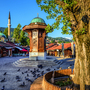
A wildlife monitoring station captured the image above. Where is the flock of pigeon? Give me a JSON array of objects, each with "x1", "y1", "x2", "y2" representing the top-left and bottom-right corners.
[{"x1": 0, "y1": 60, "x2": 65, "y2": 90}]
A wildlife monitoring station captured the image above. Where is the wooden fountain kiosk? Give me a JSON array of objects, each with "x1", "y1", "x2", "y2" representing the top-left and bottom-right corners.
[{"x1": 23, "y1": 17, "x2": 47, "y2": 60}]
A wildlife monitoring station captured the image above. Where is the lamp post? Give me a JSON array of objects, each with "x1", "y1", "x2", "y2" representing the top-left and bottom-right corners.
[
  {"x1": 57, "y1": 49, "x2": 59, "y2": 57},
  {"x1": 62, "y1": 43, "x2": 64, "y2": 58}
]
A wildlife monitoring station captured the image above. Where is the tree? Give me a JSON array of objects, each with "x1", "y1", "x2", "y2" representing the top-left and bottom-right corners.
[
  {"x1": 26, "y1": 38, "x2": 30, "y2": 46},
  {"x1": 0, "y1": 31, "x2": 2, "y2": 33},
  {"x1": 50, "y1": 39, "x2": 55, "y2": 43},
  {"x1": 20, "y1": 30, "x2": 26, "y2": 46},
  {"x1": 36, "y1": 0, "x2": 90, "y2": 90},
  {"x1": 20, "y1": 30, "x2": 30, "y2": 46},
  {"x1": 13, "y1": 24, "x2": 21, "y2": 43},
  {"x1": 3, "y1": 28, "x2": 8, "y2": 38}
]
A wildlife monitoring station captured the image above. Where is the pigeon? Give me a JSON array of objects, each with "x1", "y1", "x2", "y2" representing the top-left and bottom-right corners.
[
  {"x1": 24, "y1": 71, "x2": 28, "y2": 73},
  {"x1": 38, "y1": 65, "x2": 43, "y2": 69},
  {"x1": 16, "y1": 76, "x2": 20, "y2": 79},
  {"x1": 46, "y1": 68, "x2": 50, "y2": 71},
  {"x1": 27, "y1": 74, "x2": 29, "y2": 77},
  {"x1": 33, "y1": 70, "x2": 36, "y2": 73},
  {"x1": 70, "y1": 64, "x2": 72, "y2": 66},
  {"x1": 17, "y1": 69, "x2": 20, "y2": 72},
  {"x1": 30, "y1": 70, "x2": 32, "y2": 72},
  {"x1": 25, "y1": 77, "x2": 32, "y2": 82},
  {"x1": 27, "y1": 78, "x2": 33, "y2": 83},
  {"x1": 1, "y1": 78, "x2": 5, "y2": 82},
  {"x1": 3, "y1": 72, "x2": 7, "y2": 75},
  {"x1": 37, "y1": 69, "x2": 40, "y2": 72},
  {"x1": 1, "y1": 86, "x2": 5, "y2": 90},
  {"x1": 41, "y1": 71, "x2": 44, "y2": 76},
  {"x1": 37, "y1": 74, "x2": 41, "y2": 77},
  {"x1": 25, "y1": 77, "x2": 28, "y2": 80},
  {"x1": 33, "y1": 74, "x2": 36, "y2": 77},
  {"x1": 28, "y1": 69, "x2": 30, "y2": 71},
  {"x1": 19, "y1": 82, "x2": 25, "y2": 87},
  {"x1": 22, "y1": 72, "x2": 24, "y2": 74},
  {"x1": 58, "y1": 62, "x2": 61, "y2": 64},
  {"x1": 31, "y1": 71, "x2": 33, "y2": 74}
]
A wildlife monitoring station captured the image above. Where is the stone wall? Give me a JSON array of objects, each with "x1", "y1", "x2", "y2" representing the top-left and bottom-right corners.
[{"x1": 42, "y1": 69, "x2": 74, "y2": 90}]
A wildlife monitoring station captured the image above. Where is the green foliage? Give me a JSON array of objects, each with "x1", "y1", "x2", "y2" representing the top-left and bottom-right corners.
[
  {"x1": 20, "y1": 37, "x2": 27, "y2": 46},
  {"x1": 12, "y1": 24, "x2": 29, "y2": 46},
  {"x1": 45, "y1": 24, "x2": 53, "y2": 33},
  {"x1": 75, "y1": 28, "x2": 86, "y2": 35},
  {"x1": 3, "y1": 28, "x2": 8, "y2": 38},
  {"x1": 26, "y1": 38, "x2": 30, "y2": 46},
  {"x1": 55, "y1": 78, "x2": 72, "y2": 87},
  {"x1": 55, "y1": 81, "x2": 60, "y2": 85},
  {"x1": 67, "y1": 78, "x2": 70, "y2": 81},
  {"x1": 0, "y1": 27, "x2": 14, "y2": 34},
  {"x1": 72, "y1": 37, "x2": 76, "y2": 41},
  {"x1": 11, "y1": 31, "x2": 13, "y2": 37},
  {"x1": 50, "y1": 39, "x2": 55, "y2": 43},
  {"x1": 47, "y1": 36, "x2": 72, "y2": 43},
  {"x1": 20, "y1": 30, "x2": 30, "y2": 46},
  {"x1": 0, "y1": 31, "x2": 2, "y2": 33},
  {"x1": 36, "y1": 0, "x2": 78, "y2": 35},
  {"x1": 13, "y1": 24, "x2": 22, "y2": 43}
]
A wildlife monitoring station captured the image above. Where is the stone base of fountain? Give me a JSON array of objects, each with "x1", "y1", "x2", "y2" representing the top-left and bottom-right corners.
[{"x1": 13, "y1": 56, "x2": 57, "y2": 67}]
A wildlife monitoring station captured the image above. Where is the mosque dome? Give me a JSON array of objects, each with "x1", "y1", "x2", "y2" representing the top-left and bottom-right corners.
[
  {"x1": 30, "y1": 17, "x2": 46, "y2": 25},
  {"x1": 0, "y1": 33, "x2": 6, "y2": 38}
]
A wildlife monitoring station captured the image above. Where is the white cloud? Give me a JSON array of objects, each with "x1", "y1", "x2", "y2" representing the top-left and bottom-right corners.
[{"x1": 64, "y1": 37, "x2": 73, "y2": 40}]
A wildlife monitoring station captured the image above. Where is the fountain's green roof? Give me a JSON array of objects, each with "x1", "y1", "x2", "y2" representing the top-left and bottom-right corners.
[
  {"x1": 31, "y1": 17, "x2": 46, "y2": 24},
  {"x1": 0, "y1": 33, "x2": 6, "y2": 38}
]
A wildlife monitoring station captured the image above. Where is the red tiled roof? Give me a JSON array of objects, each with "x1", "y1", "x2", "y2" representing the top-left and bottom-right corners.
[
  {"x1": 54, "y1": 44, "x2": 62, "y2": 50},
  {"x1": 47, "y1": 43, "x2": 54, "y2": 47},
  {"x1": 47, "y1": 44, "x2": 58, "y2": 50},
  {"x1": 0, "y1": 42, "x2": 12, "y2": 47},
  {"x1": 6, "y1": 41, "x2": 17, "y2": 47},
  {"x1": 47, "y1": 43, "x2": 75, "y2": 50},
  {"x1": 64, "y1": 43, "x2": 71, "y2": 49}
]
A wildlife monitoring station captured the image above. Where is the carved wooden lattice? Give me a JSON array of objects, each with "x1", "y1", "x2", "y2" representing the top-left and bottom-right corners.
[{"x1": 32, "y1": 30, "x2": 38, "y2": 51}]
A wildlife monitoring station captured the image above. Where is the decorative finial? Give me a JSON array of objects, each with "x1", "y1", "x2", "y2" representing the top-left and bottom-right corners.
[
  {"x1": 9, "y1": 11, "x2": 10, "y2": 19},
  {"x1": 37, "y1": 13, "x2": 39, "y2": 17}
]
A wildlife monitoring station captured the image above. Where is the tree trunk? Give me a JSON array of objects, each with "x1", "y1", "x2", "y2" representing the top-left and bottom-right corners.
[
  {"x1": 69, "y1": 1, "x2": 90, "y2": 90},
  {"x1": 56, "y1": 0, "x2": 90, "y2": 89},
  {"x1": 73, "y1": 33, "x2": 90, "y2": 90}
]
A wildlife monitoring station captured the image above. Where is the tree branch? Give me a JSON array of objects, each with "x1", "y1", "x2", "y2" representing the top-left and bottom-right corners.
[{"x1": 55, "y1": 0, "x2": 67, "y2": 7}]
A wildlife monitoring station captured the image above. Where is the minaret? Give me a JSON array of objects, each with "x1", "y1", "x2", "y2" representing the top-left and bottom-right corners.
[{"x1": 8, "y1": 11, "x2": 11, "y2": 41}]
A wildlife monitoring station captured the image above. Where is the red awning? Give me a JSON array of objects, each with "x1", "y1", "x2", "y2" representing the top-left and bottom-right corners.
[{"x1": 20, "y1": 49, "x2": 28, "y2": 52}]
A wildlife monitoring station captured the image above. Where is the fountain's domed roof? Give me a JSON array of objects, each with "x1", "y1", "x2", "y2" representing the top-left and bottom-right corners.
[
  {"x1": 0, "y1": 33, "x2": 6, "y2": 38},
  {"x1": 30, "y1": 17, "x2": 46, "y2": 25}
]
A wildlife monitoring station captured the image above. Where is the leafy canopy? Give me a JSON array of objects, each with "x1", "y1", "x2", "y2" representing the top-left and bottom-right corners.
[
  {"x1": 20, "y1": 30, "x2": 30, "y2": 46},
  {"x1": 36, "y1": 0, "x2": 77, "y2": 34},
  {"x1": 3, "y1": 28, "x2": 8, "y2": 38},
  {"x1": 13, "y1": 24, "x2": 22, "y2": 43}
]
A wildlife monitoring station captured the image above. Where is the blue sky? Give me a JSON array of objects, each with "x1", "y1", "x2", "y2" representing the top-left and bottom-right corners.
[{"x1": 0, "y1": 0, "x2": 73, "y2": 39}]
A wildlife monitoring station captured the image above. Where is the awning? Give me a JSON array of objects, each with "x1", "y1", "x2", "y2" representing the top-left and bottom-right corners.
[
  {"x1": 15, "y1": 47, "x2": 23, "y2": 50},
  {"x1": 5, "y1": 47, "x2": 13, "y2": 49},
  {"x1": 20, "y1": 49, "x2": 28, "y2": 52}
]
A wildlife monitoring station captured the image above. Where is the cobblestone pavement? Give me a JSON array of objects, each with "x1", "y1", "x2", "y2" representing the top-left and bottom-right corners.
[{"x1": 0, "y1": 56, "x2": 75, "y2": 90}]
